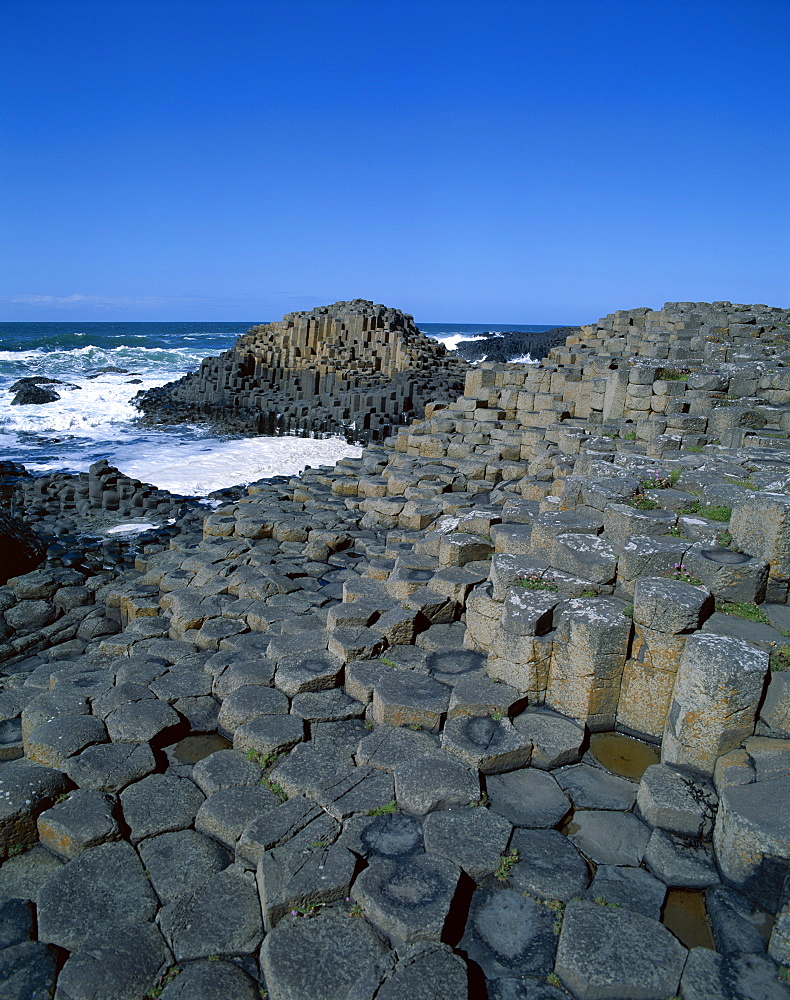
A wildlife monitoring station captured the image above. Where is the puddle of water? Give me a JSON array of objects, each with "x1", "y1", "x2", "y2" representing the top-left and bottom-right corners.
[
  {"x1": 172, "y1": 733, "x2": 231, "y2": 764},
  {"x1": 661, "y1": 888, "x2": 715, "y2": 949},
  {"x1": 589, "y1": 732, "x2": 660, "y2": 780}
]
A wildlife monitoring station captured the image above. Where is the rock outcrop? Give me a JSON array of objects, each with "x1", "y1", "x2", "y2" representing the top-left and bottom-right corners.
[
  {"x1": 3, "y1": 299, "x2": 790, "y2": 1000},
  {"x1": 136, "y1": 300, "x2": 468, "y2": 444}
]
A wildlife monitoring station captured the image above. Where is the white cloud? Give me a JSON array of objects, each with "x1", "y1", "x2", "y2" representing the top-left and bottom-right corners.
[{"x1": 2, "y1": 293, "x2": 206, "y2": 309}]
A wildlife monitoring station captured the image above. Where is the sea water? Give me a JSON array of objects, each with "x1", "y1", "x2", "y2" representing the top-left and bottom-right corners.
[{"x1": 0, "y1": 321, "x2": 550, "y2": 495}]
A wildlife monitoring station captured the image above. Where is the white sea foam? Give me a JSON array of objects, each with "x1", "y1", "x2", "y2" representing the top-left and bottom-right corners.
[{"x1": 509, "y1": 354, "x2": 538, "y2": 364}]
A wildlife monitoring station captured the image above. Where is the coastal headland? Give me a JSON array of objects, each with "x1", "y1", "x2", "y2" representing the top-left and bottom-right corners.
[{"x1": 2, "y1": 299, "x2": 790, "y2": 1000}]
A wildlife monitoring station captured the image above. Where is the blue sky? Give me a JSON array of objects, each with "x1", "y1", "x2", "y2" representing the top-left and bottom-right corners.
[{"x1": 1, "y1": 0, "x2": 787, "y2": 324}]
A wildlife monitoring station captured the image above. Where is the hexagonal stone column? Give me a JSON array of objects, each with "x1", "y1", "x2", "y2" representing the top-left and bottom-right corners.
[
  {"x1": 372, "y1": 671, "x2": 450, "y2": 731},
  {"x1": 353, "y1": 853, "x2": 460, "y2": 950},
  {"x1": 440, "y1": 715, "x2": 532, "y2": 773},
  {"x1": 661, "y1": 633, "x2": 768, "y2": 775},
  {"x1": 37, "y1": 789, "x2": 120, "y2": 859},
  {"x1": 460, "y1": 888, "x2": 557, "y2": 979}
]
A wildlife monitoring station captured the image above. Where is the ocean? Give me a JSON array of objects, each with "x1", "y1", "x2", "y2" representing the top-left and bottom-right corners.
[{"x1": 0, "y1": 321, "x2": 552, "y2": 495}]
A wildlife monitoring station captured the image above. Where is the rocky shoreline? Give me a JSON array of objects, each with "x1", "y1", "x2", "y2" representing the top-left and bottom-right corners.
[{"x1": 2, "y1": 299, "x2": 790, "y2": 1000}]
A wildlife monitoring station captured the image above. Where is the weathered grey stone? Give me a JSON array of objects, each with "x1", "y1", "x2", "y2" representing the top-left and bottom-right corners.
[
  {"x1": 0, "y1": 758, "x2": 71, "y2": 858},
  {"x1": 54, "y1": 921, "x2": 167, "y2": 1000},
  {"x1": 36, "y1": 841, "x2": 158, "y2": 950},
  {"x1": 440, "y1": 714, "x2": 532, "y2": 773},
  {"x1": 217, "y1": 684, "x2": 289, "y2": 734},
  {"x1": 91, "y1": 681, "x2": 155, "y2": 720},
  {"x1": 744, "y1": 735, "x2": 790, "y2": 781},
  {"x1": 643, "y1": 828, "x2": 720, "y2": 887},
  {"x1": 159, "y1": 867, "x2": 263, "y2": 960},
  {"x1": 662, "y1": 632, "x2": 768, "y2": 775},
  {"x1": 683, "y1": 541, "x2": 769, "y2": 604},
  {"x1": 25, "y1": 714, "x2": 108, "y2": 768},
  {"x1": 555, "y1": 763, "x2": 638, "y2": 811},
  {"x1": 290, "y1": 687, "x2": 364, "y2": 722},
  {"x1": 637, "y1": 763, "x2": 717, "y2": 835},
  {"x1": 105, "y1": 699, "x2": 181, "y2": 744},
  {"x1": 257, "y1": 816, "x2": 354, "y2": 929},
  {"x1": 269, "y1": 742, "x2": 353, "y2": 800},
  {"x1": 507, "y1": 828, "x2": 590, "y2": 901},
  {"x1": 340, "y1": 811, "x2": 423, "y2": 860},
  {"x1": 425, "y1": 646, "x2": 487, "y2": 678},
  {"x1": 584, "y1": 864, "x2": 666, "y2": 920},
  {"x1": 706, "y1": 884, "x2": 770, "y2": 956},
  {"x1": 138, "y1": 828, "x2": 231, "y2": 903},
  {"x1": 353, "y1": 853, "x2": 460, "y2": 949},
  {"x1": 499, "y1": 589, "x2": 559, "y2": 636},
  {"x1": 633, "y1": 576, "x2": 712, "y2": 634},
  {"x1": 260, "y1": 907, "x2": 390, "y2": 1000},
  {"x1": 212, "y1": 657, "x2": 276, "y2": 698},
  {"x1": 191, "y1": 748, "x2": 263, "y2": 794},
  {"x1": 487, "y1": 768, "x2": 571, "y2": 828},
  {"x1": 356, "y1": 725, "x2": 438, "y2": 771},
  {"x1": 394, "y1": 751, "x2": 480, "y2": 815},
  {"x1": 761, "y1": 670, "x2": 790, "y2": 737},
  {"x1": 236, "y1": 796, "x2": 323, "y2": 865},
  {"x1": 157, "y1": 959, "x2": 261, "y2": 1000},
  {"x1": 62, "y1": 740, "x2": 156, "y2": 793},
  {"x1": 37, "y1": 789, "x2": 120, "y2": 859},
  {"x1": 423, "y1": 806, "x2": 512, "y2": 881},
  {"x1": 0, "y1": 844, "x2": 63, "y2": 900},
  {"x1": 195, "y1": 784, "x2": 279, "y2": 848},
  {"x1": 447, "y1": 673, "x2": 520, "y2": 719},
  {"x1": 714, "y1": 775, "x2": 790, "y2": 910},
  {"x1": 150, "y1": 667, "x2": 213, "y2": 702},
  {"x1": 730, "y1": 492, "x2": 790, "y2": 587},
  {"x1": 459, "y1": 887, "x2": 556, "y2": 979},
  {"x1": 318, "y1": 765, "x2": 395, "y2": 820},
  {"x1": 0, "y1": 941, "x2": 58, "y2": 1000},
  {"x1": 0, "y1": 896, "x2": 33, "y2": 949},
  {"x1": 680, "y1": 946, "x2": 790, "y2": 1000},
  {"x1": 233, "y1": 712, "x2": 305, "y2": 757},
  {"x1": 373, "y1": 942, "x2": 468, "y2": 1000},
  {"x1": 486, "y1": 980, "x2": 566, "y2": 1000},
  {"x1": 555, "y1": 899, "x2": 687, "y2": 1000},
  {"x1": 511, "y1": 709, "x2": 586, "y2": 769},
  {"x1": 770, "y1": 898, "x2": 790, "y2": 964},
  {"x1": 275, "y1": 650, "x2": 344, "y2": 696},
  {"x1": 568, "y1": 810, "x2": 651, "y2": 866},
  {"x1": 372, "y1": 671, "x2": 450, "y2": 731},
  {"x1": 120, "y1": 773, "x2": 205, "y2": 843}
]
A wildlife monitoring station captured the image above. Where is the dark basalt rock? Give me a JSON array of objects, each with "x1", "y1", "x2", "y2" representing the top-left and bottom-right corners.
[
  {"x1": 0, "y1": 511, "x2": 47, "y2": 585},
  {"x1": 135, "y1": 300, "x2": 470, "y2": 444},
  {"x1": 452, "y1": 327, "x2": 576, "y2": 363}
]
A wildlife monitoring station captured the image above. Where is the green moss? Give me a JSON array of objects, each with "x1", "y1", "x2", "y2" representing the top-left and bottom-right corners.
[
  {"x1": 703, "y1": 505, "x2": 732, "y2": 522},
  {"x1": 685, "y1": 445, "x2": 704, "y2": 453},
  {"x1": 366, "y1": 800, "x2": 397, "y2": 816},
  {"x1": 770, "y1": 646, "x2": 790, "y2": 672},
  {"x1": 716, "y1": 600, "x2": 769, "y2": 624},
  {"x1": 495, "y1": 848, "x2": 520, "y2": 881},
  {"x1": 627, "y1": 493, "x2": 659, "y2": 510}
]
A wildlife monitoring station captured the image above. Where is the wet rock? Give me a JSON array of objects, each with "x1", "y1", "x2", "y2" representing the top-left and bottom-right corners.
[
  {"x1": 706, "y1": 884, "x2": 769, "y2": 955},
  {"x1": 120, "y1": 773, "x2": 205, "y2": 843},
  {"x1": 54, "y1": 921, "x2": 167, "y2": 1000},
  {"x1": 352, "y1": 852, "x2": 460, "y2": 949},
  {"x1": 0, "y1": 896, "x2": 33, "y2": 948},
  {"x1": 637, "y1": 763, "x2": 717, "y2": 835},
  {"x1": 460, "y1": 887, "x2": 557, "y2": 978},
  {"x1": 0, "y1": 511, "x2": 47, "y2": 585},
  {"x1": 0, "y1": 940, "x2": 58, "y2": 1000},
  {"x1": 643, "y1": 828, "x2": 720, "y2": 888},
  {"x1": 340, "y1": 811, "x2": 423, "y2": 860},
  {"x1": 487, "y1": 768, "x2": 571, "y2": 828},
  {"x1": 37, "y1": 788, "x2": 120, "y2": 859},
  {"x1": 138, "y1": 829, "x2": 232, "y2": 904},
  {"x1": 440, "y1": 714, "x2": 532, "y2": 773},
  {"x1": 423, "y1": 805, "x2": 512, "y2": 881},
  {"x1": 260, "y1": 907, "x2": 390, "y2": 1000},
  {"x1": 507, "y1": 828, "x2": 590, "y2": 901},
  {"x1": 555, "y1": 899, "x2": 687, "y2": 1000},
  {"x1": 36, "y1": 841, "x2": 158, "y2": 950},
  {"x1": 159, "y1": 867, "x2": 263, "y2": 961}
]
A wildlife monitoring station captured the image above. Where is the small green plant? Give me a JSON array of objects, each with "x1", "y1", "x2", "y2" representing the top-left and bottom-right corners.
[
  {"x1": 716, "y1": 600, "x2": 770, "y2": 623},
  {"x1": 639, "y1": 469, "x2": 673, "y2": 489},
  {"x1": 770, "y1": 646, "x2": 790, "y2": 672},
  {"x1": 144, "y1": 966, "x2": 181, "y2": 999},
  {"x1": 7, "y1": 844, "x2": 25, "y2": 857},
  {"x1": 678, "y1": 501, "x2": 701, "y2": 514},
  {"x1": 703, "y1": 505, "x2": 732, "y2": 522},
  {"x1": 622, "y1": 605, "x2": 634, "y2": 619},
  {"x1": 262, "y1": 777, "x2": 288, "y2": 802},
  {"x1": 348, "y1": 902, "x2": 364, "y2": 918},
  {"x1": 517, "y1": 571, "x2": 558, "y2": 592},
  {"x1": 581, "y1": 588, "x2": 597, "y2": 597},
  {"x1": 627, "y1": 492, "x2": 659, "y2": 510},
  {"x1": 543, "y1": 898, "x2": 564, "y2": 934},
  {"x1": 407, "y1": 723, "x2": 423, "y2": 731},
  {"x1": 593, "y1": 896, "x2": 621, "y2": 908},
  {"x1": 658, "y1": 367, "x2": 690, "y2": 381},
  {"x1": 366, "y1": 800, "x2": 396, "y2": 817},
  {"x1": 716, "y1": 530, "x2": 733, "y2": 547},
  {"x1": 724, "y1": 477, "x2": 756, "y2": 490},
  {"x1": 547, "y1": 972, "x2": 563, "y2": 988},
  {"x1": 685, "y1": 444, "x2": 704, "y2": 452},
  {"x1": 55, "y1": 793, "x2": 69, "y2": 804},
  {"x1": 289, "y1": 902, "x2": 325, "y2": 918},
  {"x1": 363, "y1": 719, "x2": 374, "y2": 730},
  {"x1": 309, "y1": 837, "x2": 332, "y2": 848},
  {"x1": 495, "y1": 848, "x2": 520, "y2": 881},
  {"x1": 778, "y1": 966, "x2": 790, "y2": 984},
  {"x1": 207, "y1": 953, "x2": 220, "y2": 961},
  {"x1": 623, "y1": 431, "x2": 637, "y2": 441},
  {"x1": 245, "y1": 748, "x2": 280, "y2": 769},
  {"x1": 667, "y1": 526, "x2": 683, "y2": 537},
  {"x1": 470, "y1": 791, "x2": 490, "y2": 808},
  {"x1": 489, "y1": 708, "x2": 505, "y2": 721},
  {"x1": 379, "y1": 656, "x2": 397, "y2": 667},
  {"x1": 665, "y1": 563, "x2": 704, "y2": 586}
]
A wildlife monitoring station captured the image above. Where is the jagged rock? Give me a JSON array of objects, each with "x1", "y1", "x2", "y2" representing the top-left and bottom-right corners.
[{"x1": 0, "y1": 757, "x2": 72, "y2": 858}]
